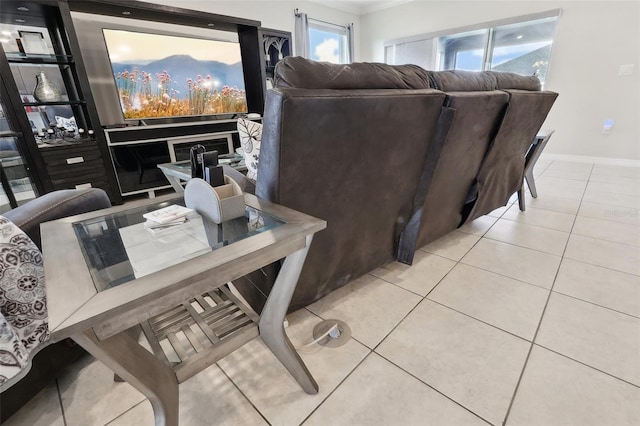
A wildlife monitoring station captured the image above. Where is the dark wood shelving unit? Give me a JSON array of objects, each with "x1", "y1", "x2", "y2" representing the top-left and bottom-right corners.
[
  {"x1": 1, "y1": 0, "x2": 269, "y2": 201},
  {"x1": 260, "y1": 27, "x2": 292, "y2": 84},
  {"x1": 0, "y1": 1, "x2": 123, "y2": 203}
]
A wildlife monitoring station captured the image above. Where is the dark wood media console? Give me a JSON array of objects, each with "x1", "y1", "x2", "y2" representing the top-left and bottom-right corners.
[{"x1": 104, "y1": 119, "x2": 254, "y2": 197}]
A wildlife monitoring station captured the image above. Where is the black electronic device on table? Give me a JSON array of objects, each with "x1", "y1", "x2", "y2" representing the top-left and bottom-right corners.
[
  {"x1": 202, "y1": 150, "x2": 225, "y2": 187},
  {"x1": 190, "y1": 144, "x2": 206, "y2": 178}
]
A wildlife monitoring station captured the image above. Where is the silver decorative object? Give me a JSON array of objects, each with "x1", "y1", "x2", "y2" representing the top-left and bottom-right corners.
[{"x1": 33, "y1": 71, "x2": 61, "y2": 102}]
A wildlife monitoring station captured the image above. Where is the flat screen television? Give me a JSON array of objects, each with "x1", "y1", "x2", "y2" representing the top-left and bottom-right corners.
[{"x1": 102, "y1": 29, "x2": 247, "y2": 120}]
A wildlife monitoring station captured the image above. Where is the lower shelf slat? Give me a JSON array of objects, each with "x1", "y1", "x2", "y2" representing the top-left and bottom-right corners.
[{"x1": 140, "y1": 286, "x2": 260, "y2": 383}]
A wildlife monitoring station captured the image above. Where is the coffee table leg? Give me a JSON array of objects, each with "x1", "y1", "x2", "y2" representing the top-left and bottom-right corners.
[
  {"x1": 161, "y1": 171, "x2": 186, "y2": 193},
  {"x1": 259, "y1": 235, "x2": 319, "y2": 394},
  {"x1": 73, "y1": 328, "x2": 179, "y2": 426}
]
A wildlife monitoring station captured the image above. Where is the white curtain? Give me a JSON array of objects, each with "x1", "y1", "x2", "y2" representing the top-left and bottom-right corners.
[
  {"x1": 347, "y1": 23, "x2": 354, "y2": 63},
  {"x1": 295, "y1": 9, "x2": 354, "y2": 63},
  {"x1": 294, "y1": 9, "x2": 309, "y2": 58}
]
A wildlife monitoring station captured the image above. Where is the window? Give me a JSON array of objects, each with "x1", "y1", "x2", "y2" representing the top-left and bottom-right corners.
[
  {"x1": 385, "y1": 10, "x2": 560, "y2": 85},
  {"x1": 439, "y1": 29, "x2": 488, "y2": 71},
  {"x1": 488, "y1": 18, "x2": 557, "y2": 82},
  {"x1": 294, "y1": 10, "x2": 353, "y2": 64},
  {"x1": 308, "y1": 20, "x2": 351, "y2": 64}
]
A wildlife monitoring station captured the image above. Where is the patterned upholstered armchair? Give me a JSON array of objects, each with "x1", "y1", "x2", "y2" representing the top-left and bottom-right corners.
[
  {"x1": 0, "y1": 217, "x2": 48, "y2": 387},
  {"x1": 0, "y1": 188, "x2": 111, "y2": 422}
]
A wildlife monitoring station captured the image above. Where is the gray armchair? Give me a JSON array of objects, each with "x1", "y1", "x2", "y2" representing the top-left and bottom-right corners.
[{"x1": 0, "y1": 188, "x2": 111, "y2": 422}]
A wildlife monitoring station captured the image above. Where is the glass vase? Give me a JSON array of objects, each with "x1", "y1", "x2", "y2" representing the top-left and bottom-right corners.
[{"x1": 33, "y1": 71, "x2": 61, "y2": 102}]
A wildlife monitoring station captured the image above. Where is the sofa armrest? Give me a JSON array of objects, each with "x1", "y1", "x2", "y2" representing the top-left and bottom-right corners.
[{"x1": 3, "y1": 188, "x2": 111, "y2": 249}]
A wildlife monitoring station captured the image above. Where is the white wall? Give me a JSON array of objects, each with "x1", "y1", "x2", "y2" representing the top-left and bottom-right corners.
[
  {"x1": 137, "y1": 0, "x2": 361, "y2": 57},
  {"x1": 360, "y1": 1, "x2": 640, "y2": 163}
]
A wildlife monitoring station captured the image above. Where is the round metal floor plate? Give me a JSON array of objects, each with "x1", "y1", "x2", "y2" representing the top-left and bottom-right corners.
[{"x1": 312, "y1": 319, "x2": 351, "y2": 348}]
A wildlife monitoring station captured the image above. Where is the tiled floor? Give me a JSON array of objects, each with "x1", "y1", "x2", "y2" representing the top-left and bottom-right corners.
[{"x1": 6, "y1": 160, "x2": 640, "y2": 426}]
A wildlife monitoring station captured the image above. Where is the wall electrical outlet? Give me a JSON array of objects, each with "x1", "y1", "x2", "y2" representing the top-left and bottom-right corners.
[
  {"x1": 619, "y1": 64, "x2": 635, "y2": 76},
  {"x1": 602, "y1": 119, "x2": 614, "y2": 134}
]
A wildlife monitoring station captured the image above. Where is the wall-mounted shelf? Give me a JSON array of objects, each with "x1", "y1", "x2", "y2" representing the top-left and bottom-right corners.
[
  {"x1": 23, "y1": 100, "x2": 85, "y2": 107},
  {"x1": 6, "y1": 53, "x2": 74, "y2": 65}
]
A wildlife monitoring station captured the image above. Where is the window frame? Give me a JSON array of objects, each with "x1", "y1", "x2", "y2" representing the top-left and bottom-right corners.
[
  {"x1": 385, "y1": 9, "x2": 561, "y2": 79},
  {"x1": 307, "y1": 18, "x2": 352, "y2": 64}
]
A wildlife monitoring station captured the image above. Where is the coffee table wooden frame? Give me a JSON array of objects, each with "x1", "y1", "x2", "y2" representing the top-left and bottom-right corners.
[{"x1": 42, "y1": 192, "x2": 326, "y2": 426}]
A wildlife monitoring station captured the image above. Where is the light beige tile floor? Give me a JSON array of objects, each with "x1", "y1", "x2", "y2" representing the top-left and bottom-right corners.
[{"x1": 5, "y1": 160, "x2": 640, "y2": 426}]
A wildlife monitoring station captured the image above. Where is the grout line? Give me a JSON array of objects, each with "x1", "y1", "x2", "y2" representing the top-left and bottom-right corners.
[
  {"x1": 103, "y1": 400, "x2": 148, "y2": 425},
  {"x1": 274, "y1": 309, "x2": 379, "y2": 425},
  {"x1": 217, "y1": 362, "x2": 273, "y2": 426},
  {"x1": 551, "y1": 289, "x2": 640, "y2": 321},
  {"x1": 458, "y1": 247, "x2": 559, "y2": 290},
  {"x1": 576, "y1": 210, "x2": 640, "y2": 227},
  {"x1": 368, "y1": 252, "x2": 458, "y2": 299},
  {"x1": 298, "y1": 351, "x2": 373, "y2": 425},
  {"x1": 481, "y1": 234, "x2": 567, "y2": 257},
  {"x1": 567, "y1": 227, "x2": 640, "y2": 250},
  {"x1": 533, "y1": 160, "x2": 553, "y2": 176},
  {"x1": 303, "y1": 166, "x2": 556, "y2": 426},
  {"x1": 55, "y1": 378, "x2": 68, "y2": 426},
  {"x1": 502, "y1": 162, "x2": 594, "y2": 425},
  {"x1": 576, "y1": 194, "x2": 640, "y2": 209},
  {"x1": 499, "y1": 209, "x2": 575, "y2": 231},
  {"x1": 532, "y1": 343, "x2": 640, "y2": 390},
  {"x1": 425, "y1": 298, "x2": 535, "y2": 344},
  {"x1": 353, "y1": 218, "x2": 502, "y2": 425},
  {"x1": 372, "y1": 351, "x2": 494, "y2": 426},
  {"x1": 538, "y1": 174, "x2": 591, "y2": 182},
  {"x1": 563, "y1": 250, "x2": 640, "y2": 278},
  {"x1": 294, "y1": 310, "x2": 386, "y2": 425}
]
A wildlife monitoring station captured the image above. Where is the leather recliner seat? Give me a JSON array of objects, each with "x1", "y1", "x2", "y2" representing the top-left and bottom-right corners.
[{"x1": 236, "y1": 56, "x2": 557, "y2": 312}]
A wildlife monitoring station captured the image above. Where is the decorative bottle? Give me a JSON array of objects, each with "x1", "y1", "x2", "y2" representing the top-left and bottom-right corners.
[{"x1": 33, "y1": 71, "x2": 61, "y2": 102}]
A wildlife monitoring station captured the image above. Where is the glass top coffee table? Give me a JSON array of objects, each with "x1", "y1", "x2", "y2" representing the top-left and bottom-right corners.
[{"x1": 42, "y1": 192, "x2": 325, "y2": 426}]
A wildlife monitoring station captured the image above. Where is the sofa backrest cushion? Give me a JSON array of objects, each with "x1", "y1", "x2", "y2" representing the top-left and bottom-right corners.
[
  {"x1": 257, "y1": 87, "x2": 445, "y2": 310},
  {"x1": 490, "y1": 71, "x2": 542, "y2": 91},
  {"x1": 415, "y1": 90, "x2": 510, "y2": 247},
  {"x1": 429, "y1": 70, "x2": 498, "y2": 92},
  {"x1": 465, "y1": 90, "x2": 559, "y2": 221},
  {"x1": 274, "y1": 56, "x2": 433, "y2": 90},
  {"x1": 429, "y1": 70, "x2": 542, "y2": 92}
]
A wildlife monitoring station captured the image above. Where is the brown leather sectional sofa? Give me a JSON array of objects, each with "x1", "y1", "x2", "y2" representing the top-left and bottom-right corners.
[{"x1": 237, "y1": 56, "x2": 558, "y2": 313}]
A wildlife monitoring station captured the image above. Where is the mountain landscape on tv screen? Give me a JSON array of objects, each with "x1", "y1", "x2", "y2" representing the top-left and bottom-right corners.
[
  {"x1": 111, "y1": 54, "x2": 245, "y2": 96},
  {"x1": 111, "y1": 54, "x2": 247, "y2": 118}
]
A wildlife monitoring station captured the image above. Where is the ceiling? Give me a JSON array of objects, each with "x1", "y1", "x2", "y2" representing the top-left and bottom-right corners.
[{"x1": 310, "y1": 1, "x2": 410, "y2": 15}]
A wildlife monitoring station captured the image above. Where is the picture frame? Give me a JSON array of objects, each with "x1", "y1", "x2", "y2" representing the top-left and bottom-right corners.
[
  {"x1": 18, "y1": 30, "x2": 48, "y2": 55},
  {"x1": 22, "y1": 95, "x2": 50, "y2": 133},
  {"x1": 27, "y1": 110, "x2": 49, "y2": 133}
]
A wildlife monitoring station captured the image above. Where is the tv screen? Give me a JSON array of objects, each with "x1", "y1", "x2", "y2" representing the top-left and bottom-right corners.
[{"x1": 102, "y1": 29, "x2": 247, "y2": 120}]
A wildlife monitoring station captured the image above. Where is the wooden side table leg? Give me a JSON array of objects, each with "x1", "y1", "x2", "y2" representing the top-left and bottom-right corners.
[
  {"x1": 73, "y1": 328, "x2": 179, "y2": 426},
  {"x1": 113, "y1": 326, "x2": 144, "y2": 382},
  {"x1": 161, "y1": 171, "x2": 186, "y2": 193},
  {"x1": 259, "y1": 235, "x2": 319, "y2": 394}
]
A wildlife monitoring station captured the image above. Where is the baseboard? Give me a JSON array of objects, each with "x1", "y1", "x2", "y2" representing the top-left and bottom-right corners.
[{"x1": 540, "y1": 153, "x2": 640, "y2": 168}]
